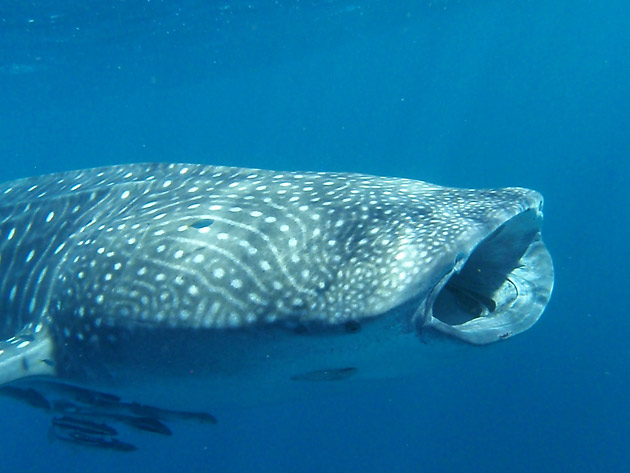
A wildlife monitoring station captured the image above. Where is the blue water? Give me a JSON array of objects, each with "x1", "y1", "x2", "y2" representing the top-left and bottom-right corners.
[{"x1": 1, "y1": 0, "x2": 628, "y2": 471}]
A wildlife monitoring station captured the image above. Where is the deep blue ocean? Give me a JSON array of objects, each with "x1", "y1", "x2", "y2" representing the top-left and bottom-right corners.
[{"x1": 1, "y1": 1, "x2": 628, "y2": 471}]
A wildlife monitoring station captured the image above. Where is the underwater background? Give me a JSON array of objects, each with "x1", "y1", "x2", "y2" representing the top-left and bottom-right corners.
[{"x1": 0, "y1": 0, "x2": 628, "y2": 471}]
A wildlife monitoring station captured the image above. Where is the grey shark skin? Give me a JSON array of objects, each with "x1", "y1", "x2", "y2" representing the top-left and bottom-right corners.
[{"x1": 0, "y1": 163, "x2": 553, "y2": 421}]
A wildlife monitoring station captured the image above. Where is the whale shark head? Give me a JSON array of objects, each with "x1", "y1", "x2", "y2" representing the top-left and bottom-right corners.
[{"x1": 0, "y1": 163, "x2": 553, "y2": 449}]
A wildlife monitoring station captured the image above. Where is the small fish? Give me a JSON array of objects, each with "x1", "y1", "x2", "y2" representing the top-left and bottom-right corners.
[
  {"x1": 129, "y1": 402, "x2": 218, "y2": 425},
  {"x1": 0, "y1": 386, "x2": 51, "y2": 410},
  {"x1": 52, "y1": 416, "x2": 118, "y2": 437},
  {"x1": 121, "y1": 416, "x2": 172, "y2": 436},
  {"x1": 291, "y1": 367, "x2": 358, "y2": 382},
  {"x1": 51, "y1": 427, "x2": 137, "y2": 452}
]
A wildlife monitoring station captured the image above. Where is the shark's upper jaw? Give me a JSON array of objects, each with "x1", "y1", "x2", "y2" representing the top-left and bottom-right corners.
[{"x1": 415, "y1": 206, "x2": 554, "y2": 345}]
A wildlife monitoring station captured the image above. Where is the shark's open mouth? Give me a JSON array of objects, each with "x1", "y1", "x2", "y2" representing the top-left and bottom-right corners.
[{"x1": 420, "y1": 208, "x2": 554, "y2": 344}]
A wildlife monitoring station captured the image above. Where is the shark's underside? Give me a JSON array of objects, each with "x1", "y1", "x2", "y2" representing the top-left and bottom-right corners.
[{"x1": 0, "y1": 163, "x2": 553, "y2": 450}]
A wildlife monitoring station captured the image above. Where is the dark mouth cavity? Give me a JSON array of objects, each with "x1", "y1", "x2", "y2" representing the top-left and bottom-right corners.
[{"x1": 431, "y1": 209, "x2": 540, "y2": 326}]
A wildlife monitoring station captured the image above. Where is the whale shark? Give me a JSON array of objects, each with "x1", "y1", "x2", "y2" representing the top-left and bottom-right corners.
[{"x1": 0, "y1": 162, "x2": 553, "y2": 450}]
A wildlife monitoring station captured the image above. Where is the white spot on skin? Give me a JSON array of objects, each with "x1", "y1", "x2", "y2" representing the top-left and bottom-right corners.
[
  {"x1": 121, "y1": 190, "x2": 130, "y2": 199},
  {"x1": 188, "y1": 285, "x2": 199, "y2": 296},
  {"x1": 26, "y1": 249, "x2": 35, "y2": 262},
  {"x1": 17, "y1": 341, "x2": 30, "y2": 349},
  {"x1": 231, "y1": 279, "x2": 243, "y2": 289},
  {"x1": 46, "y1": 211, "x2": 55, "y2": 222},
  {"x1": 193, "y1": 254, "x2": 205, "y2": 263},
  {"x1": 174, "y1": 250, "x2": 184, "y2": 259},
  {"x1": 7, "y1": 228, "x2": 15, "y2": 240},
  {"x1": 217, "y1": 233, "x2": 228, "y2": 240},
  {"x1": 213, "y1": 268, "x2": 225, "y2": 279}
]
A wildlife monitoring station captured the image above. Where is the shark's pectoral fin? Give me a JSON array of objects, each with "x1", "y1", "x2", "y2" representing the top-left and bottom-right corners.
[{"x1": 0, "y1": 323, "x2": 56, "y2": 386}]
